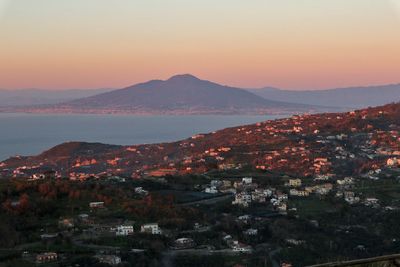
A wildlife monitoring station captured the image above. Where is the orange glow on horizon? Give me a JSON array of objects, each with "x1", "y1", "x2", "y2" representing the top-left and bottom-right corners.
[{"x1": 0, "y1": 0, "x2": 399, "y2": 90}]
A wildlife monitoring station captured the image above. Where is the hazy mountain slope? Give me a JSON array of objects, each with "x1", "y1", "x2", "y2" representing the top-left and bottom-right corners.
[
  {"x1": 249, "y1": 84, "x2": 400, "y2": 108},
  {"x1": 0, "y1": 89, "x2": 113, "y2": 106},
  {"x1": 54, "y1": 74, "x2": 320, "y2": 114}
]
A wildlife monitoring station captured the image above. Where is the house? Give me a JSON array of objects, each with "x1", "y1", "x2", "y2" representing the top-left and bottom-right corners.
[
  {"x1": 148, "y1": 168, "x2": 177, "y2": 177},
  {"x1": 313, "y1": 158, "x2": 331, "y2": 172},
  {"x1": 58, "y1": 218, "x2": 74, "y2": 228},
  {"x1": 232, "y1": 241, "x2": 252, "y2": 253},
  {"x1": 242, "y1": 177, "x2": 253, "y2": 184},
  {"x1": 218, "y1": 163, "x2": 237, "y2": 170},
  {"x1": 276, "y1": 192, "x2": 288, "y2": 201},
  {"x1": 193, "y1": 222, "x2": 210, "y2": 232},
  {"x1": 387, "y1": 157, "x2": 400, "y2": 167},
  {"x1": 298, "y1": 190, "x2": 309, "y2": 197},
  {"x1": 288, "y1": 179, "x2": 302, "y2": 187},
  {"x1": 337, "y1": 177, "x2": 354, "y2": 185},
  {"x1": 218, "y1": 147, "x2": 231, "y2": 152},
  {"x1": 205, "y1": 186, "x2": 218, "y2": 194},
  {"x1": 94, "y1": 255, "x2": 121, "y2": 266},
  {"x1": 364, "y1": 198, "x2": 379, "y2": 207},
  {"x1": 289, "y1": 189, "x2": 309, "y2": 197},
  {"x1": 243, "y1": 228, "x2": 258, "y2": 236},
  {"x1": 223, "y1": 234, "x2": 233, "y2": 243},
  {"x1": 108, "y1": 176, "x2": 126, "y2": 182},
  {"x1": 78, "y1": 213, "x2": 89, "y2": 220},
  {"x1": 134, "y1": 187, "x2": 149, "y2": 195},
  {"x1": 116, "y1": 225, "x2": 134, "y2": 236},
  {"x1": 31, "y1": 173, "x2": 46, "y2": 180},
  {"x1": 344, "y1": 191, "x2": 360, "y2": 204},
  {"x1": 232, "y1": 193, "x2": 252, "y2": 207},
  {"x1": 172, "y1": 238, "x2": 196, "y2": 249},
  {"x1": 315, "y1": 183, "x2": 333, "y2": 195},
  {"x1": 286, "y1": 239, "x2": 306, "y2": 246},
  {"x1": 277, "y1": 203, "x2": 287, "y2": 212},
  {"x1": 141, "y1": 223, "x2": 162, "y2": 235},
  {"x1": 251, "y1": 191, "x2": 266, "y2": 203},
  {"x1": 36, "y1": 252, "x2": 58, "y2": 263},
  {"x1": 89, "y1": 202, "x2": 104, "y2": 209},
  {"x1": 237, "y1": 215, "x2": 251, "y2": 223},
  {"x1": 210, "y1": 180, "x2": 223, "y2": 187},
  {"x1": 315, "y1": 187, "x2": 330, "y2": 195},
  {"x1": 233, "y1": 181, "x2": 242, "y2": 189},
  {"x1": 10, "y1": 200, "x2": 21, "y2": 208},
  {"x1": 222, "y1": 180, "x2": 232, "y2": 188},
  {"x1": 314, "y1": 174, "x2": 332, "y2": 181}
]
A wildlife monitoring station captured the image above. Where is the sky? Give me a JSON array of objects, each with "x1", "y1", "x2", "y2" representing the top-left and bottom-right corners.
[{"x1": 0, "y1": 0, "x2": 399, "y2": 90}]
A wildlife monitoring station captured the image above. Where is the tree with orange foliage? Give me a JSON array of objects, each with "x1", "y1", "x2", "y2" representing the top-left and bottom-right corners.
[{"x1": 18, "y1": 193, "x2": 30, "y2": 213}]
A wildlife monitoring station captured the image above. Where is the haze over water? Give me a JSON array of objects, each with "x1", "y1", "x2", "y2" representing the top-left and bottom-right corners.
[{"x1": 0, "y1": 113, "x2": 282, "y2": 161}]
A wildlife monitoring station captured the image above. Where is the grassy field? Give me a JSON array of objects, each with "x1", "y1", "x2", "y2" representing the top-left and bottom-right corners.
[{"x1": 290, "y1": 197, "x2": 338, "y2": 217}]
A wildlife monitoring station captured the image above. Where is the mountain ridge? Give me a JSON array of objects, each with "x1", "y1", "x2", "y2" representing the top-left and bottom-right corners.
[
  {"x1": 249, "y1": 83, "x2": 400, "y2": 108},
  {"x1": 1, "y1": 75, "x2": 399, "y2": 113},
  {"x1": 2, "y1": 74, "x2": 322, "y2": 115}
]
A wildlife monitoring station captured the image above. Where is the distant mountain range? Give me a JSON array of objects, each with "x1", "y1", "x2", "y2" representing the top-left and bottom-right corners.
[
  {"x1": 0, "y1": 75, "x2": 399, "y2": 114},
  {"x1": 248, "y1": 84, "x2": 400, "y2": 109},
  {"x1": 1, "y1": 74, "x2": 323, "y2": 115}
]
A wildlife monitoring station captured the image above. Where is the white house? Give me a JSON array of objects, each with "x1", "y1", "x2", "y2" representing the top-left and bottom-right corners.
[
  {"x1": 244, "y1": 228, "x2": 258, "y2": 236},
  {"x1": 141, "y1": 223, "x2": 162, "y2": 235},
  {"x1": 89, "y1": 202, "x2": 104, "y2": 209},
  {"x1": 116, "y1": 225, "x2": 134, "y2": 236},
  {"x1": 205, "y1": 186, "x2": 218, "y2": 194},
  {"x1": 232, "y1": 242, "x2": 252, "y2": 253},
  {"x1": 289, "y1": 189, "x2": 309, "y2": 197},
  {"x1": 134, "y1": 187, "x2": 149, "y2": 195},
  {"x1": 242, "y1": 177, "x2": 253, "y2": 184},
  {"x1": 237, "y1": 215, "x2": 251, "y2": 223},
  {"x1": 337, "y1": 177, "x2": 354, "y2": 185}
]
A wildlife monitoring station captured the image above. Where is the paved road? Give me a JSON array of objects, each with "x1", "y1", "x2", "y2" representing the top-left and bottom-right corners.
[{"x1": 178, "y1": 194, "x2": 233, "y2": 206}]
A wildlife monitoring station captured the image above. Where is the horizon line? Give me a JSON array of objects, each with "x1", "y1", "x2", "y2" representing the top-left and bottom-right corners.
[{"x1": 1, "y1": 73, "x2": 400, "y2": 92}]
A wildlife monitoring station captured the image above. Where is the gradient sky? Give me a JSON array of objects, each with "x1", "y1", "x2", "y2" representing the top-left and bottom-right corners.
[{"x1": 0, "y1": 0, "x2": 399, "y2": 90}]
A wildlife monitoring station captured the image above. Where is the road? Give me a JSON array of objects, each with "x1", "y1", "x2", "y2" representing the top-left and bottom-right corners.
[{"x1": 178, "y1": 193, "x2": 233, "y2": 206}]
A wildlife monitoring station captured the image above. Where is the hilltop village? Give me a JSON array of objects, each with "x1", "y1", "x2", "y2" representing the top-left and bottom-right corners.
[{"x1": 0, "y1": 103, "x2": 400, "y2": 266}]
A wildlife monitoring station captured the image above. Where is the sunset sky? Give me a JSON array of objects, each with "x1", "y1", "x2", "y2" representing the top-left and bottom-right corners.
[{"x1": 0, "y1": 0, "x2": 399, "y2": 90}]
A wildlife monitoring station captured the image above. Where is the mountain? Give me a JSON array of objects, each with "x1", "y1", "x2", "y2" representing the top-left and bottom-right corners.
[
  {"x1": 0, "y1": 88, "x2": 113, "y2": 107},
  {"x1": 2, "y1": 78, "x2": 399, "y2": 113},
  {"x1": 248, "y1": 84, "x2": 400, "y2": 108},
  {"x1": 5, "y1": 75, "x2": 327, "y2": 115},
  {"x1": 2, "y1": 102, "x2": 399, "y2": 179}
]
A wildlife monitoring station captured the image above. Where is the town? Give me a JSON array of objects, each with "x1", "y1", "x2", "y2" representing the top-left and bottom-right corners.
[{"x1": 1, "y1": 103, "x2": 400, "y2": 266}]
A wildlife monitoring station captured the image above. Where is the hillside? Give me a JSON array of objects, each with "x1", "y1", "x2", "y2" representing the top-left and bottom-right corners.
[
  {"x1": 249, "y1": 84, "x2": 400, "y2": 108},
  {"x1": 2, "y1": 102, "x2": 400, "y2": 180}
]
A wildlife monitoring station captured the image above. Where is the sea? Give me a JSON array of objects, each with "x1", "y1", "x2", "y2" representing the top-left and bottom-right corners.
[{"x1": 0, "y1": 113, "x2": 284, "y2": 161}]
